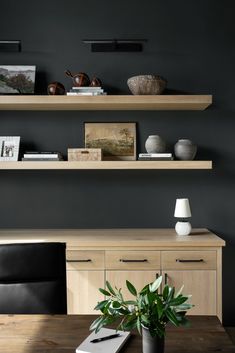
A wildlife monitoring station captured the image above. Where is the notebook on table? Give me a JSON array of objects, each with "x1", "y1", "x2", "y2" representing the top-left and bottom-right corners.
[{"x1": 76, "y1": 328, "x2": 131, "y2": 353}]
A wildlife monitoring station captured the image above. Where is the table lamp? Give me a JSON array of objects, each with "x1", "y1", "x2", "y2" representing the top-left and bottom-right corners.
[{"x1": 174, "y1": 198, "x2": 192, "y2": 236}]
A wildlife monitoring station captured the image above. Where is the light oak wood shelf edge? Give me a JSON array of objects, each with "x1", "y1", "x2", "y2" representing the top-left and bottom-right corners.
[
  {"x1": 0, "y1": 161, "x2": 212, "y2": 170},
  {"x1": 0, "y1": 95, "x2": 212, "y2": 111}
]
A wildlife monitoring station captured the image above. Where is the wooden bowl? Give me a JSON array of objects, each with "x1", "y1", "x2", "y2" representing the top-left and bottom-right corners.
[{"x1": 127, "y1": 75, "x2": 167, "y2": 95}]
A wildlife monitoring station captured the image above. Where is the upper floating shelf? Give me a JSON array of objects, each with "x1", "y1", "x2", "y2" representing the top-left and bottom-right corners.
[
  {"x1": 0, "y1": 161, "x2": 212, "y2": 170},
  {"x1": 0, "y1": 95, "x2": 212, "y2": 111}
]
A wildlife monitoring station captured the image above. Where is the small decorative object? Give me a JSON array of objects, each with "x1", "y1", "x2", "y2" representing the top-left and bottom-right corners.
[
  {"x1": 174, "y1": 198, "x2": 192, "y2": 236},
  {"x1": 145, "y1": 135, "x2": 166, "y2": 153},
  {"x1": 127, "y1": 75, "x2": 167, "y2": 95},
  {"x1": 68, "y1": 148, "x2": 102, "y2": 161},
  {"x1": 90, "y1": 276, "x2": 193, "y2": 353},
  {"x1": 47, "y1": 82, "x2": 65, "y2": 95},
  {"x1": 85, "y1": 122, "x2": 136, "y2": 161},
  {"x1": 174, "y1": 139, "x2": 197, "y2": 161},
  {"x1": 0, "y1": 66, "x2": 36, "y2": 94},
  {"x1": 65, "y1": 70, "x2": 90, "y2": 87},
  {"x1": 0, "y1": 136, "x2": 20, "y2": 161},
  {"x1": 90, "y1": 77, "x2": 102, "y2": 87}
]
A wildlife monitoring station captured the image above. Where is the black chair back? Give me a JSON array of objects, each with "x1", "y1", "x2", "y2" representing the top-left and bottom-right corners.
[{"x1": 0, "y1": 242, "x2": 67, "y2": 314}]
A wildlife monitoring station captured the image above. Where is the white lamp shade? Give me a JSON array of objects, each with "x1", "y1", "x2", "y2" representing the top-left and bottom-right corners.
[{"x1": 174, "y1": 198, "x2": 192, "y2": 218}]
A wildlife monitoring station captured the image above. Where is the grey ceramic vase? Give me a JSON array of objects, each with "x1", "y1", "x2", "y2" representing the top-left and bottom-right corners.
[
  {"x1": 142, "y1": 326, "x2": 165, "y2": 353},
  {"x1": 145, "y1": 135, "x2": 166, "y2": 153},
  {"x1": 174, "y1": 139, "x2": 197, "y2": 160}
]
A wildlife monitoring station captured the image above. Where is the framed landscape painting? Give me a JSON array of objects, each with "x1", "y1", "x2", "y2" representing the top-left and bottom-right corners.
[
  {"x1": 84, "y1": 122, "x2": 136, "y2": 160},
  {"x1": 0, "y1": 66, "x2": 36, "y2": 94}
]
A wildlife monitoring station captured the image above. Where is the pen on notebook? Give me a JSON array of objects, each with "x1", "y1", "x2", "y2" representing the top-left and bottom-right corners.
[{"x1": 90, "y1": 333, "x2": 121, "y2": 343}]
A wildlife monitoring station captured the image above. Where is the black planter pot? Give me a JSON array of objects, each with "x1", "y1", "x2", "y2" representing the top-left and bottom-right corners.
[{"x1": 142, "y1": 326, "x2": 165, "y2": 353}]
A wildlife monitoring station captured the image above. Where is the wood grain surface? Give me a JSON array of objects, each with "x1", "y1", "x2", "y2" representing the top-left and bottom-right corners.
[
  {"x1": 0, "y1": 95, "x2": 212, "y2": 111},
  {"x1": 0, "y1": 315, "x2": 234, "y2": 353}
]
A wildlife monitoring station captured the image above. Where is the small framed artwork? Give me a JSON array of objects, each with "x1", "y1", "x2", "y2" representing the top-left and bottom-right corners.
[
  {"x1": 0, "y1": 136, "x2": 20, "y2": 161},
  {"x1": 84, "y1": 122, "x2": 136, "y2": 160},
  {"x1": 0, "y1": 66, "x2": 36, "y2": 94}
]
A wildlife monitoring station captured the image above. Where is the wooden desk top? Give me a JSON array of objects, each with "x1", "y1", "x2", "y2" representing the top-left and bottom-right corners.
[
  {"x1": 0, "y1": 228, "x2": 225, "y2": 249},
  {"x1": 0, "y1": 315, "x2": 233, "y2": 353}
]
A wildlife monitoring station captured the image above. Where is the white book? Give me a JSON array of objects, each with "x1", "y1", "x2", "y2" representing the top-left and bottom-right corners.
[
  {"x1": 67, "y1": 92, "x2": 106, "y2": 96},
  {"x1": 72, "y1": 86, "x2": 102, "y2": 90},
  {"x1": 24, "y1": 154, "x2": 61, "y2": 158},
  {"x1": 139, "y1": 153, "x2": 172, "y2": 157},
  {"x1": 76, "y1": 328, "x2": 130, "y2": 353}
]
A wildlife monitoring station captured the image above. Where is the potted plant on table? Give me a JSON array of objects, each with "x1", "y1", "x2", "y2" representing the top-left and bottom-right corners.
[{"x1": 90, "y1": 276, "x2": 193, "y2": 353}]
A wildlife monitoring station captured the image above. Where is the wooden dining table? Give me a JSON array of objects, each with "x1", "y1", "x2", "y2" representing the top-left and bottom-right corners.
[{"x1": 0, "y1": 315, "x2": 234, "y2": 353}]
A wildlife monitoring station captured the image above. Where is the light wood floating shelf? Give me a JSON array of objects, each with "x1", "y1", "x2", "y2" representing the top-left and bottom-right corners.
[
  {"x1": 0, "y1": 161, "x2": 212, "y2": 170},
  {"x1": 0, "y1": 95, "x2": 212, "y2": 111}
]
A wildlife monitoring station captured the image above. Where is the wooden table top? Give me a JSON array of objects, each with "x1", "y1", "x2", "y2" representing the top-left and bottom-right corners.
[
  {"x1": 0, "y1": 228, "x2": 225, "y2": 248},
  {"x1": 0, "y1": 315, "x2": 234, "y2": 353}
]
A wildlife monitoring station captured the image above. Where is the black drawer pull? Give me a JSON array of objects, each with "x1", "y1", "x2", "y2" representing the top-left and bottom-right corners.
[
  {"x1": 176, "y1": 259, "x2": 204, "y2": 263},
  {"x1": 67, "y1": 259, "x2": 92, "y2": 263},
  {"x1": 119, "y1": 259, "x2": 148, "y2": 263}
]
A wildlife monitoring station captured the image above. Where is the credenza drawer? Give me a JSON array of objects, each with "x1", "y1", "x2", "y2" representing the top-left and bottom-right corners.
[
  {"x1": 66, "y1": 250, "x2": 105, "y2": 270},
  {"x1": 161, "y1": 251, "x2": 217, "y2": 270},
  {"x1": 106, "y1": 251, "x2": 160, "y2": 270}
]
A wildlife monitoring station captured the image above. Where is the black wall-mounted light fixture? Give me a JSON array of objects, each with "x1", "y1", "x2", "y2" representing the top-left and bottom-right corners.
[
  {"x1": 83, "y1": 39, "x2": 147, "y2": 52},
  {"x1": 0, "y1": 40, "x2": 21, "y2": 52}
]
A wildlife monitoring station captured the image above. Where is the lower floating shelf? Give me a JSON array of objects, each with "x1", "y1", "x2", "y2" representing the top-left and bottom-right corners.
[{"x1": 0, "y1": 161, "x2": 212, "y2": 170}]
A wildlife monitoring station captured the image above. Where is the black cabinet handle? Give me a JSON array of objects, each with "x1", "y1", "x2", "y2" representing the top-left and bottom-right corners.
[
  {"x1": 176, "y1": 259, "x2": 204, "y2": 263},
  {"x1": 67, "y1": 259, "x2": 92, "y2": 263},
  {"x1": 119, "y1": 259, "x2": 148, "y2": 263},
  {"x1": 165, "y1": 273, "x2": 168, "y2": 285}
]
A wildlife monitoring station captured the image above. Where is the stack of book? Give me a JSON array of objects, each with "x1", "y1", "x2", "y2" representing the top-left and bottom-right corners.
[
  {"x1": 22, "y1": 152, "x2": 63, "y2": 161},
  {"x1": 67, "y1": 87, "x2": 107, "y2": 96},
  {"x1": 138, "y1": 153, "x2": 173, "y2": 161}
]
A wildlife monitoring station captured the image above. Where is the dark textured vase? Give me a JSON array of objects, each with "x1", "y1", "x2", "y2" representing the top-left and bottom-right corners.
[
  {"x1": 142, "y1": 327, "x2": 165, "y2": 353},
  {"x1": 174, "y1": 139, "x2": 197, "y2": 160}
]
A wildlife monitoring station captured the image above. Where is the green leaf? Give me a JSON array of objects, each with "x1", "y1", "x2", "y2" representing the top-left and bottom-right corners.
[
  {"x1": 123, "y1": 300, "x2": 137, "y2": 305},
  {"x1": 112, "y1": 301, "x2": 121, "y2": 308},
  {"x1": 99, "y1": 288, "x2": 111, "y2": 296},
  {"x1": 94, "y1": 300, "x2": 109, "y2": 311},
  {"x1": 126, "y1": 280, "x2": 137, "y2": 296},
  {"x1": 106, "y1": 281, "x2": 116, "y2": 295},
  {"x1": 167, "y1": 287, "x2": 175, "y2": 301},
  {"x1": 150, "y1": 276, "x2": 162, "y2": 293},
  {"x1": 175, "y1": 303, "x2": 194, "y2": 312},
  {"x1": 163, "y1": 285, "x2": 169, "y2": 300},
  {"x1": 156, "y1": 297, "x2": 164, "y2": 319},
  {"x1": 141, "y1": 315, "x2": 149, "y2": 325},
  {"x1": 140, "y1": 284, "x2": 149, "y2": 294},
  {"x1": 165, "y1": 309, "x2": 180, "y2": 327},
  {"x1": 90, "y1": 316, "x2": 105, "y2": 331},
  {"x1": 169, "y1": 296, "x2": 188, "y2": 306},
  {"x1": 137, "y1": 316, "x2": 142, "y2": 335}
]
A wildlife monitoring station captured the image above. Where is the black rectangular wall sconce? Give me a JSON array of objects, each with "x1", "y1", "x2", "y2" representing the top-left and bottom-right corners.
[
  {"x1": 0, "y1": 40, "x2": 21, "y2": 52},
  {"x1": 83, "y1": 39, "x2": 147, "y2": 52}
]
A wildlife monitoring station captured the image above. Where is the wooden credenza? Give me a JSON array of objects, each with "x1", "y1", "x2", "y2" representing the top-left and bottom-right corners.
[{"x1": 0, "y1": 228, "x2": 225, "y2": 321}]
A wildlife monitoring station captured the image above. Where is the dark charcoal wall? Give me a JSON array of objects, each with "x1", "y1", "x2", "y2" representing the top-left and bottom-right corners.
[{"x1": 0, "y1": 0, "x2": 234, "y2": 324}]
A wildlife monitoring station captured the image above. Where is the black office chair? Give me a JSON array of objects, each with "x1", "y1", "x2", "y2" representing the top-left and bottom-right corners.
[{"x1": 0, "y1": 242, "x2": 67, "y2": 314}]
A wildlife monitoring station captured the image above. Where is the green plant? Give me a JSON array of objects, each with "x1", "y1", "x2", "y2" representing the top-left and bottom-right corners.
[{"x1": 90, "y1": 276, "x2": 193, "y2": 338}]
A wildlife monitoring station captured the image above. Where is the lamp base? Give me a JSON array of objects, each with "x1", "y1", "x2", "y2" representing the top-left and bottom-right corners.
[{"x1": 175, "y1": 221, "x2": 192, "y2": 236}]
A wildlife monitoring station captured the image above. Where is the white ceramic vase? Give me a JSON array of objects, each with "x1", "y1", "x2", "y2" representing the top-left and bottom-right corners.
[{"x1": 175, "y1": 221, "x2": 192, "y2": 236}]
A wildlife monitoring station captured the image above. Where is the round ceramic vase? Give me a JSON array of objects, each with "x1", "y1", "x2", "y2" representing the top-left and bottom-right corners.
[
  {"x1": 175, "y1": 221, "x2": 192, "y2": 236},
  {"x1": 174, "y1": 139, "x2": 197, "y2": 160},
  {"x1": 145, "y1": 135, "x2": 166, "y2": 153},
  {"x1": 142, "y1": 326, "x2": 165, "y2": 353}
]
